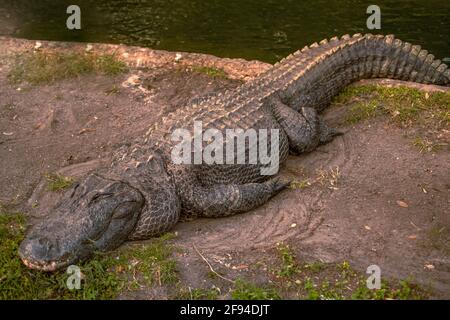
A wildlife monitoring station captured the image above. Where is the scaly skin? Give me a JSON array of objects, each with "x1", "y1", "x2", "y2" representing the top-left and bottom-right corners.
[{"x1": 19, "y1": 34, "x2": 450, "y2": 271}]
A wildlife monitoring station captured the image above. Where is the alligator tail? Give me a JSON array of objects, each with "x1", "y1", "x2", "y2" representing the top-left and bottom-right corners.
[{"x1": 268, "y1": 34, "x2": 450, "y2": 111}]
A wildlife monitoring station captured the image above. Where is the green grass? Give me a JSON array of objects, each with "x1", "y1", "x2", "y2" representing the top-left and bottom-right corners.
[
  {"x1": 268, "y1": 243, "x2": 429, "y2": 300},
  {"x1": 104, "y1": 85, "x2": 120, "y2": 95},
  {"x1": 231, "y1": 279, "x2": 281, "y2": 300},
  {"x1": 45, "y1": 173, "x2": 74, "y2": 191},
  {"x1": 94, "y1": 54, "x2": 128, "y2": 76},
  {"x1": 351, "y1": 278, "x2": 424, "y2": 300},
  {"x1": 119, "y1": 233, "x2": 179, "y2": 288},
  {"x1": 0, "y1": 212, "x2": 178, "y2": 300},
  {"x1": 192, "y1": 66, "x2": 227, "y2": 79},
  {"x1": 299, "y1": 260, "x2": 427, "y2": 300},
  {"x1": 303, "y1": 262, "x2": 325, "y2": 273},
  {"x1": 176, "y1": 287, "x2": 221, "y2": 300},
  {"x1": 289, "y1": 179, "x2": 311, "y2": 189},
  {"x1": 8, "y1": 51, "x2": 128, "y2": 85},
  {"x1": 303, "y1": 278, "x2": 322, "y2": 300},
  {"x1": 412, "y1": 137, "x2": 443, "y2": 153},
  {"x1": 179, "y1": 280, "x2": 281, "y2": 300},
  {"x1": 275, "y1": 244, "x2": 298, "y2": 277},
  {"x1": 334, "y1": 85, "x2": 450, "y2": 125},
  {"x1": 346, "y1": 100, "x2": 379, "y2": 124}
]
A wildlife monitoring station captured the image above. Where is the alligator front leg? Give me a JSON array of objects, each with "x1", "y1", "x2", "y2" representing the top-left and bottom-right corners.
[
  {"x1": 271, "y1": 98, "x2": 341, "y2": 154},
  {"x1": 180, "y1": 178, "x2": 289, "y2": 218}
]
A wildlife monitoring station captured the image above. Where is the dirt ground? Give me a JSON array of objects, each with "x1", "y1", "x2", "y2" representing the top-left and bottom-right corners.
[{"x1": 0, "y1": 37, "x2": 449, "y2": 299}]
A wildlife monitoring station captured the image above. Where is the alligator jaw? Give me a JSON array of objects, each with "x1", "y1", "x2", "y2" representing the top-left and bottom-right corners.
[{"x1": 19, "y1": 254, "x2": 68, "y2": 272}]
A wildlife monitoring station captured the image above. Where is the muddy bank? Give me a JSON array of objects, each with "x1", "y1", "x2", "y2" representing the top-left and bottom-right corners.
[{"x1": 0, "y1": 37, "x2": 449, "y2": 299}]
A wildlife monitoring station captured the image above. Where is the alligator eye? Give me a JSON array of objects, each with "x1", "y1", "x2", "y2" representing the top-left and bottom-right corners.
[
  {"x1": 90, "y1": 192, "x2": 114, "y2": 202},
  {"x1": 83, "y1": 237, "x2": 99, "y2": 245}
]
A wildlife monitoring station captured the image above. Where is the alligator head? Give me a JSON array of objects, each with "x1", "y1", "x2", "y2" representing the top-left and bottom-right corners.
[{"x1": 19, "y1": 174, "x2": 145, "y2": 271}]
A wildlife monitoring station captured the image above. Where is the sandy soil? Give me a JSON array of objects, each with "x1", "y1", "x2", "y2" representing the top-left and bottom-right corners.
[{"x1": 0, "y1": 37, "x2": 449, "y2": 299}]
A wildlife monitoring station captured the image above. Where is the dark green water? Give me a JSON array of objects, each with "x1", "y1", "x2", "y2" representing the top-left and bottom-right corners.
[{"x1": 1, "y1": 0, "x2": 449, "y2": 63}]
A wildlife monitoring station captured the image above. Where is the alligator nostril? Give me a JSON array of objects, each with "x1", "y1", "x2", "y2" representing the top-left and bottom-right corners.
[{"x1": 30, "y1": 237, "x2": 60, "y2": 259}]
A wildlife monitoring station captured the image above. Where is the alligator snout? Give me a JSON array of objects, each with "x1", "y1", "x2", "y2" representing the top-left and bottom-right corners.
[{"x1": 19, "y1": 235, "x2": 64, "y2": 271}]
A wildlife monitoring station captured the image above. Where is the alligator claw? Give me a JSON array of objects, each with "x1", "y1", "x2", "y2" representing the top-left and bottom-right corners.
[
  {"x1": 331, "y1": 128, "x2": 345, "y2": 137},
  {"x1": 271, "y1": 178, "x2": 292, "y2": 193}
]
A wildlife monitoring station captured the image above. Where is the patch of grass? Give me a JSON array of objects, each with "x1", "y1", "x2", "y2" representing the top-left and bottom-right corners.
[
  {"x1": 231, "y1": 279, "x2": 281, "y2": 300},
  {"x1": 118, "y1": 233, "x2": 179, "y2": 287},
  {"x1": 412, "y1": 137, "x2": 443, "y2": 153},
  {"x1": 275, "y1": 244, "x2": 298, "y2": 277},
  {"x1": 303, "y1": 262, "x2": 325, "y2": 273},
  {"x1": 192, "y1": 66, "x2": 227, "y2": 79},
  {"x1": 316, "y1": 166, "x2": 340, "y2": 189},
  {"x1": 289, "y1": 179, "x2": 311, "y2": 189},
  {"x1": 0, "y1": 212, "x2": 178, "y2": 300},
  {"x1": 176, "y1": 287, "x2": 221, "y2": 300},
  {"x1": 267, "y1": 241, "x2": 429, "y2": 300},
  {"x1": 303, "y1": 278, "x2": 321, "y2": 300},
  {"x1": 304, "y1": 277, "x2": 342, "y2": 300},
  {"x1": 104, "y1": 85, "x2": 120, "y2": 95},
  {"x1": 334, "y1": 85, "x2": 450, "y2": 125},
  {"x1": 351, "y1": 278, "x2": 425, "y2": 300},
  {"x1": 8, "y1": 51, "x2": 127, "y2": 85},
  {"x1": 94, "y1": 54, "x2": 128, "y2": 76},
  {"x1": 334, "y1": 85, "x2": 381, "y2": 104},
  {"x1": 299, "y1": 261, "x2": 427, "y2": 300},
  {"x1": 45, "y1": 173, "x2": 74, "y2": 191},
  {"x1": 346, "y1": 100, "x2": 380, "y2": 124}
]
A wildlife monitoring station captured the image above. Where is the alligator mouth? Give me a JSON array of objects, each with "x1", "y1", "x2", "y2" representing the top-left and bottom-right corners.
[{"x1": 19, "y1": 253, "x2": 70, "y2": 272}]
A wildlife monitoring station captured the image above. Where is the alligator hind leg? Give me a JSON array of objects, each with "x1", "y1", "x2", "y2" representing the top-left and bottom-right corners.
[{"x1": 271, "y1": 98, "x2": 341, "y2": 154}]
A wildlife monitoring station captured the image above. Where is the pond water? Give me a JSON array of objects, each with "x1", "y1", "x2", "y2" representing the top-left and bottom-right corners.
[{"x1": 1, "y1": 0, "x2": 449, "y2": 63}]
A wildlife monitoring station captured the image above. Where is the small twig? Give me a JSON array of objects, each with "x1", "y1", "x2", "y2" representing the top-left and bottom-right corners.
[
  {"x1": 192, "y1": 244, "x2": 234, "y2": 284},
  {"x1": 156, "y1": 266, "x2": 162, "y2": 286}
]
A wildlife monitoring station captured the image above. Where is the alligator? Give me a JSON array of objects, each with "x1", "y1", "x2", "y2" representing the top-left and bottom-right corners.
[{"x1": 19, "y1": 34, "x2": 450, "y2": 271}]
